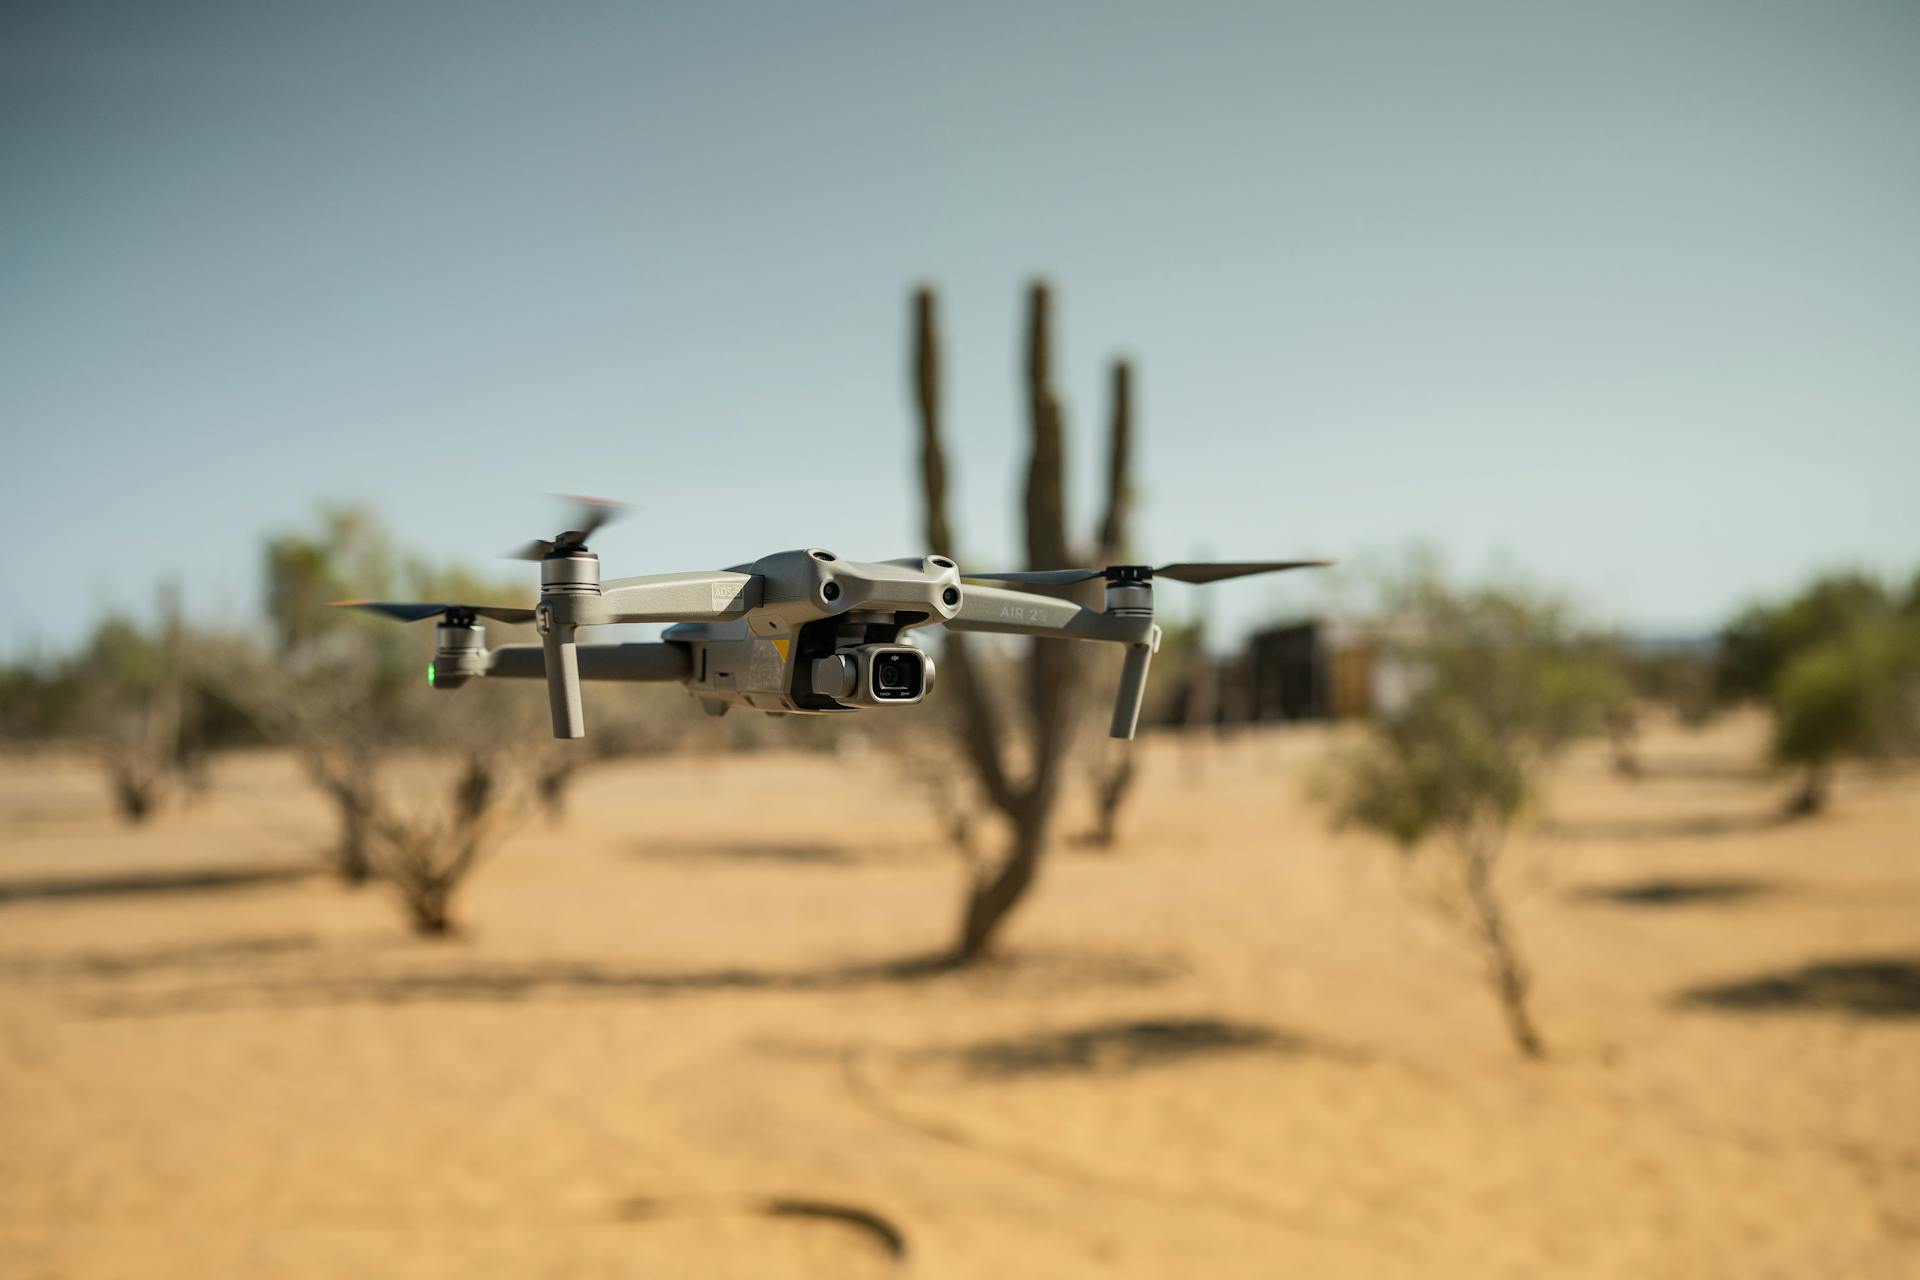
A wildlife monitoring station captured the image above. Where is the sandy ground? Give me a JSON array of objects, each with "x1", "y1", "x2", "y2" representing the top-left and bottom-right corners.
[{"x1": 1, "y1": 715, "x2": 1916, "y2": 1278}]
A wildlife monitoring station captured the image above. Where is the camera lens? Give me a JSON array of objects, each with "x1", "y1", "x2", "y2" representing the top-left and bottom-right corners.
[{"x1": 871, "y1": 651, "x2": 921, "y2": 699}]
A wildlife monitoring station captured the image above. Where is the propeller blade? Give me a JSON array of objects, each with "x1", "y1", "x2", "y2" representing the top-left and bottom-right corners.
[
  {"x1": 1152, "y1": 560, "x2": 1332, "y2": 584},
  {"x1": 332, "y1": 600, "x2": 449, "y2": 623},
  {"x1": 961, "y1": 568, "x2": 1106, "y2": 586},
  {"x1": 506, "y1": 496, "x2": 631, "y2": 559},
  {"x1": 505, "y1": 539, "x2": 557, "y2": 562},
  {"x1": 559, "y1": 494, "x2": 626, "y2": 545},
  {"x1": 332, "y1": 601, "x2": 535, "y2": 624},
  {"x1": 964, "y1": 560, "x2": 1333, "y2": 586},
  {"x1": 467, "y1": 605, "x2": 537, "y2": 623}
]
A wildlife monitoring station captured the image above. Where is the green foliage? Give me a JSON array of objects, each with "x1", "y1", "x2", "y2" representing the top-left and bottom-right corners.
[
  {"x1": 1617, "y1": 640, "x2": 1717, "y2": 726},
  {"x1": 80, "y1": 616, "x2": 170, "y2": 694},
  {"x1": 0, "y1": 657, "x2": 83, "y2": 741},
  {"x1": 259, "y1": 507, "x2": 531, "y2": 735},
  {"x1": 1329, "y1": 696, "x2": 1527, "y2": 849},
  {"x1": 1771, "y1": 618, "x2": 1920, "y2": 770},
  {"x1": 1715, "y1": 572, "x2": 1897, "y2": 706},
  {"x1": 0, "y1": 613, "x2": 259, "y2": 750},
  {"x1": 1712, "y1": 569, "x2": 1920, "y2": 810},
  {"x1": 1311, "y1": 565, "x2": 1605, "y2": 1059},
  {"x1": 265, "y1": 507, "x2": 400, "y2": 652},
  {"x1": 1319, "y1": 570, "x2": 1617, "y2": 851},
  {"x1": 0, "y1": 603, "x2": 262, "y2": 819}
]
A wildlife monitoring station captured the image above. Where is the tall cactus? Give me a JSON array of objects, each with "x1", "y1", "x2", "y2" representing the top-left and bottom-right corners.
[
  {"x1": 1080, "y1": 358, "x2": 1139, "y2": 848},
  {"x1": 912, "y1": 281, "x2": 1136, "y2": 960}
]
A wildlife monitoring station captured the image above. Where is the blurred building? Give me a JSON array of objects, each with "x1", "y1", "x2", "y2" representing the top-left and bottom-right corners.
[
  {"x1": 1244, "y1": 617, "x2": 1419, "y2": 722},
  {"x1": 1154, "y1": 617, "x2": 1416, "y2": 729}
]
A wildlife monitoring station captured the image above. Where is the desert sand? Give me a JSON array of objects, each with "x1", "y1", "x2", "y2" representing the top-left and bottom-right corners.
[{"x1": 2, "y1": 714, "x2": 1915, "y2": 1278}]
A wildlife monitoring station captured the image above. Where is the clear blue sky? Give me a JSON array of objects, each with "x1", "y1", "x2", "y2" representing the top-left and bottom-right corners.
[{"x1": 4, "y1": 0, "x2": 1916, "y2": 655}]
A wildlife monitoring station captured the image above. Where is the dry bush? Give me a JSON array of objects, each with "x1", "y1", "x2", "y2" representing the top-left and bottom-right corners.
[
  {"x1": 366, "y1": 747, "x2": 527, "y2": 936},
  {"x1": 61, "y1": 592, "x2": 200, "y2": 823},
  {"x1": 239, "y1": 506, "x2": 514, "y2": 884},
  {"x1": 1313, "y1": 568, "x2": 1622, "y2": 1059},
  {"x1": 1717, "y1": 570, "x2": 1920, "y2": 815},
  {"x1": 244, "y1": 668, "x2": 392, "y2": 884},
  {"x1": 4, "y1": 602, "x2": 265, "y2": 823},
  {"x1": 260, "y1": 657, "x2": 542, "y2": 934},
  {"x1": 81, "y1": 676, "x2": 183, "y2": 823}
]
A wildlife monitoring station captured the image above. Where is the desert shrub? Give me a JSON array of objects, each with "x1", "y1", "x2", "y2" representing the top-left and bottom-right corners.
[
  {"x1": 367, "y1": 749, "x2": 523, "y2": 936},
  {"x1": 1618, "y1": 639, "x2": 1718, "y2": 728},
  {"x1": 1770, "y1": 618, "x2": 1920, "y2": 814},
  {"x1": 1716, "y1": 572, "x2": 1895, "y2": 705},
  {"x1": 40, "y1": 602, "x2": 214, "y2": 820},
  {"x1": 245, "y1": 507, "x2": 501, "y2": 882},
  {"x1": 1314, "y1": 569, "x2": 1621, "y2": 1058},
  {"x1": 247, "y1": 505, "x2": 689, "y2": 926},
  {"x1": 3, "y1": 605, "x2": 268, "y2": 822},
  {"x1": 1716, "y1": 569, "x2": 1920, "y2": 813}
]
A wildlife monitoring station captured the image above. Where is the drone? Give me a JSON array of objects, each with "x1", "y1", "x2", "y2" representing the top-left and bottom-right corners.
[{"x1": 338, "y1": 500, "x2": 1329, "y2": 741}]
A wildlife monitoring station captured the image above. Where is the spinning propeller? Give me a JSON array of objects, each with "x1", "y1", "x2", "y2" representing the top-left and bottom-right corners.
[
  {"x1": 506, "y1": 495, "x2": 628, "y2": 561},
  {"x1": 963, "y1": 559, "x2": 1331, "y2": 587},
  {"x1": 332, "y1": 601, "x2": 534, "y2": 624}
]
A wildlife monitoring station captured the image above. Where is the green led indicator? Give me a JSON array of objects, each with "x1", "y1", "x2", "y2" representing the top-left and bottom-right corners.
[{"x1": 426, "y1": 662, "x2": 436, "y2": 687}]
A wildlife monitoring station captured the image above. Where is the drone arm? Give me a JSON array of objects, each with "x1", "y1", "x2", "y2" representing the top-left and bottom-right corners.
[
  {"x1": 947, "y1": 585, "x2": 1161, "y2": 740},
  {"x1": 945, "y1": 585, "x2": 1139, "y2": 643},
  {"x1": 520, "y1": 572, "x2": 756, "y2": 739},
  {"x1": 485, "y1": 642, "x2": 693, "y2": 683},
  {"x1": 580, "y1": 571, "x2": 763, "y2": 625}
]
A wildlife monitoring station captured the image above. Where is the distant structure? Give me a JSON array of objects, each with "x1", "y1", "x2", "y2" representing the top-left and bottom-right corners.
[
  {"x1": 1162, "y1": 617, "x2": 1416, "y2": 729},
  {"x1": 1156, "y1": 619, "x2": 1715, "y2": 733}
]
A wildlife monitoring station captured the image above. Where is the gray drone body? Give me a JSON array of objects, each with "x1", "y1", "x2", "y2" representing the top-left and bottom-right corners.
[{"x1": 342, "y1": 502, "x2": 1327, "y2": 742}]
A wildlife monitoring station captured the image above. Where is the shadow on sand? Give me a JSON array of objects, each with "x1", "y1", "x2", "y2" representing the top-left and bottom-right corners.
[
  {"x1": 937, "y1": 1016, "x2": 1308, "y2": 1079},
  {"x1": 627, "y1": 838, "x2": 859, "y2": 865},
  {"x1": 84, "y1": 946, "x2": 1182, "y2": 1017},
  {"x1": 1569, "y1": 877, "x2": 1776, "y2": 908},
  {"x1": 1630, "y1": 758, "x2": 1775, "y2": 783},
  {"x1": 1676, "y1": 957, "x2": 1920, "y2": 1019},
  {"x1": 0, "y1": 863, "x2": 316, "y2": 906},
  {"x1": 0, "y1": 933, "x2": 322, "y2": 979},
  {"x1": 1543, "y1": 811, "x2": 1790, "y2": 842}
]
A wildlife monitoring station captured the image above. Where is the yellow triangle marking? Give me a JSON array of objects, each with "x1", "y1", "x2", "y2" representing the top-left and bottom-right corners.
[{"x1": 773, "y1": 638, "x2": 790, "y2": 661}]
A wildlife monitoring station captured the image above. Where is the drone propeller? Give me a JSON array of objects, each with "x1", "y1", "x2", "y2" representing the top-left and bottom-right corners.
[
  {"x1": 333, "y1": 600, "x2": 535, "y2": 624},
  {"x1": 506, "y1": 494, "x2": 629, "y2": 561},
  {"x1": 963, "y1": 559, "x2": 1332, "y2": 587}
]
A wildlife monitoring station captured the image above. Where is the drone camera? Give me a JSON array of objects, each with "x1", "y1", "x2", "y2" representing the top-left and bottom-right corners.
[
  {"x1": 871, "y1": 648, "x2": 924, "y2": 700},
  {"x1": 811, "y1": 644, "x2": 932, "y2": 706}
]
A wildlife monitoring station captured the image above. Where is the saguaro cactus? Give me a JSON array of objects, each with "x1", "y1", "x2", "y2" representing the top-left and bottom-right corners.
[
  {"x1": 1081, "y1": 359, "x2": 1140, "y2": 847},
  {"x1": 912, "y1": 281, "x2": 1137, "y2": 961}
]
